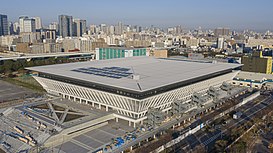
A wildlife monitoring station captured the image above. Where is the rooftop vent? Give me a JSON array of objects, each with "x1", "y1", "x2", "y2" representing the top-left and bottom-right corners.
[{"x1": 132, "y1": 75, "x2": 140, "y2": 80}]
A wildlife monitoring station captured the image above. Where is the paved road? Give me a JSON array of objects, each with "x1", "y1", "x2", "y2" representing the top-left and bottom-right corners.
[{"x1": 184, "y1": 95, "x2": 273, "y2": 152}]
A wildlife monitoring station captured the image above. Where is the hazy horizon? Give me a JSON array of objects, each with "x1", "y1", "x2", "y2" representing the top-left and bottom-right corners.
[{"x1": 1, "y1": 0, "x2": 273, "y2": 31}]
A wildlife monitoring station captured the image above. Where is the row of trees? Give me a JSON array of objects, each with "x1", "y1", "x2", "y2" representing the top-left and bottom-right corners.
[{"x1": 0, "y1": 57, "x2": 73, "y2": 75}]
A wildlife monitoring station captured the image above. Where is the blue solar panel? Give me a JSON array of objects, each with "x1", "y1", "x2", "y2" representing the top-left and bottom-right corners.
[{"x1": 72, "y1": 67, "x2": 132, "y2": 79}]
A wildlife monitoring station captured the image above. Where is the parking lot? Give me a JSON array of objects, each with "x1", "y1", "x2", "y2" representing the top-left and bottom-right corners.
[
  {"x1": 55, "y1": 120, "x2": 134, "y2": 153},
  {"x1": 0, "y1": 80, "x2": 34, "y2": 102}
]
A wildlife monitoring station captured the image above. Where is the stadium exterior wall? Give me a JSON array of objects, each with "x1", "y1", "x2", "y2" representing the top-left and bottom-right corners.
[{"x1": 33, "y1": 70, "x2": 239, "y2": 125}]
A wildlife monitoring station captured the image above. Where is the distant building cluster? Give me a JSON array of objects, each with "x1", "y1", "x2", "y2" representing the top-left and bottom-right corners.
[{"x1": 0, "y1": 13, "x2": 273, "y2": 74}]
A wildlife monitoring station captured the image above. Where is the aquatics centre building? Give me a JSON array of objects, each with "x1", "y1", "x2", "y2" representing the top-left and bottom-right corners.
[{"x1": 27, "y1": 56, "x2": 242, "y2": 126}]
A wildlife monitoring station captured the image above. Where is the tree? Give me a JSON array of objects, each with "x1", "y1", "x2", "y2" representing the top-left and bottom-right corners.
[
  {"x1": 214, "y1": 140, "x2": 228, "y2": 153},
  {"x1": 26, "y1": 60, "x2": 34, "y2": 67},
  {"x1": 230, "y1": 141, "x2": 246, "y2": 153},
  {"x1": 2, "y1": 60, "x2": 14, "y2": 74},
  {"x1": 0, "y1": 63, "x2": 3, "y2": 73},
  {"x1": 192, "y1": 144, "x2": 206, "y2": 153}
]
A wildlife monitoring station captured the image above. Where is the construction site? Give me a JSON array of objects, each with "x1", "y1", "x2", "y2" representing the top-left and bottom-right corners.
[
  {"x1": 0, "y1": 75, "x2": 267, "y2": 153},
  {"x1": 0, "y1": 96, "x2": 138, "y2": 153},
  {"x1": 0, "y1": 98, "x2": 52, "y2": 153}
]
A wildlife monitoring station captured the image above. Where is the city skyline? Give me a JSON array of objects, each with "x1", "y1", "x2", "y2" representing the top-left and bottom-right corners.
[{"x1": 1, "y1": 0, "x2": 273, "y2": 31}]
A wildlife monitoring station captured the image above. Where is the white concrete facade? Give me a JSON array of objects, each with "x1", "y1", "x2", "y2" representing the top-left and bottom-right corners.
[{"x1": 33, "y1": 71, "x2": 239, "y2": 125}]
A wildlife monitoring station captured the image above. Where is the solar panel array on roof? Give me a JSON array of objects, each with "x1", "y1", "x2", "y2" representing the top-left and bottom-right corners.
[{"x1": 72, "y1": 67, "x2": 133, "y2": 79}]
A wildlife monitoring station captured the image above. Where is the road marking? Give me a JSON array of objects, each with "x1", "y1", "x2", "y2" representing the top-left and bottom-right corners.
[
  {"x1": 97, "y1": 128, "x2": 117, "y2": 137},
  {"x1": 71, "y1": 139, "x2": 94, "y2": 151},
  {"x1": 202, "y1": 132, "x2": 221, "y2": 145},
  {"x1": 84, "y1": 134, "x2": 106, "y2": 144}
]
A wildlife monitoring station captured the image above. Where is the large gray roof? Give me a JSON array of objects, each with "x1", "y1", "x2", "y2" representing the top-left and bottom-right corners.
[{"x1": 27, "y1": 56, "x2": 242, "y2": 92}]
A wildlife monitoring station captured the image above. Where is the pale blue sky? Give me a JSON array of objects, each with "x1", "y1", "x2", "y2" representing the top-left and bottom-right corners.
[{"x1": 1, "y1": 0, "x2": 273, "y2": 30}]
